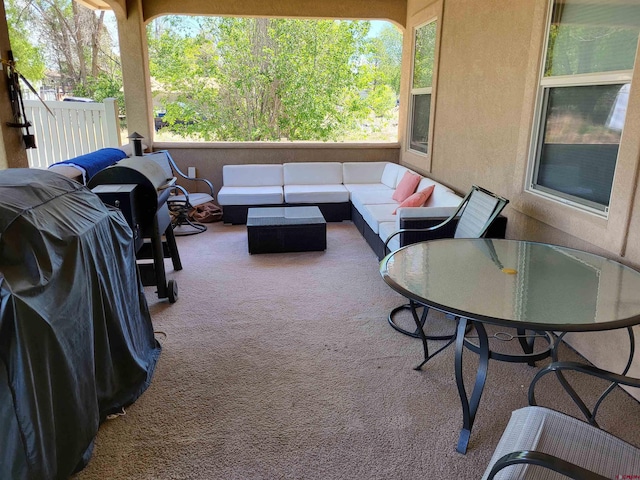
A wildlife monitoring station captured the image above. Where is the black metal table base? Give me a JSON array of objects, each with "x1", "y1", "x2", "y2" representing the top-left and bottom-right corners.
[
  {"x1": 393, "y1": 303, "x2": 557, "y2": 454},
  {"x1": 389, "y1": 300, "x2": 459, "y2": 370},
  {"x1": 453, "y1": 319, "x2": 554, "y2": 454},
  {"x1": 388, "y1": 302, "x2": 457, "y2": 341}
]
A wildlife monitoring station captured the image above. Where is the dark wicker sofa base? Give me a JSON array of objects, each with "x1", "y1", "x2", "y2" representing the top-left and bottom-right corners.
[
  {"x1": 222, "y1": 202, "x2": 351, "y2": 224},
  {"x1": 351, "y1": 204, "x2": 508, "y2": 260},
  {"x1": 225, "y1": 201, "x2": 506, "y2": 259}
]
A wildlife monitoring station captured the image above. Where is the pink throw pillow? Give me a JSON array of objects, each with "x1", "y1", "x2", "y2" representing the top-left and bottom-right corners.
[
  {"x1": 392, "y1": 171, "x2": 421, "y2": 202},
  {"x1": 393, "y1": 185, "x2": 435, "y2": 214}
]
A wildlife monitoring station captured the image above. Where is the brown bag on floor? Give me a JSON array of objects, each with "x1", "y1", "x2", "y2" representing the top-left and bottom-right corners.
[{"x1": 189, "y1": 201, "x2": 223, "y2": 223}]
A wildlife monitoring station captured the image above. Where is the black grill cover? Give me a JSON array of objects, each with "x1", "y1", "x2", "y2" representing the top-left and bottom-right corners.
[{"x1": 0, "y1": 169, "x2": 161, "y2": 479}]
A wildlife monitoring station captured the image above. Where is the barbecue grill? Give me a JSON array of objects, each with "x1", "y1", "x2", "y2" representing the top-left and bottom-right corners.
[{"x1": 89, "y1": 156, "x2": 182, "y2": 303}]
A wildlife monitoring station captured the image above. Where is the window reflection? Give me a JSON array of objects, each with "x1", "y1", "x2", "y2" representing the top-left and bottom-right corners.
[{"x1": 535, "y1": 84, "x2": 628, "y2": 208}]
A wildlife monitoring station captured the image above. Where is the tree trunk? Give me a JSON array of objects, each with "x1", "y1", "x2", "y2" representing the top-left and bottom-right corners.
[
  {"x1": 72, "y1": 1, "x2": 87, "y2": 84},
  {"x1": 91, "y1": 11, "x2": 105, "y2": 77}
]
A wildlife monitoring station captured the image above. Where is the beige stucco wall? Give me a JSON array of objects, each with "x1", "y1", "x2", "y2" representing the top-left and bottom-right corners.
[
  {"x1": 400, "y1": 0, "x2": 640, "y2": 399},
  {"x1": 401, "y1": 0, "x2": 640, "y2": 266}
]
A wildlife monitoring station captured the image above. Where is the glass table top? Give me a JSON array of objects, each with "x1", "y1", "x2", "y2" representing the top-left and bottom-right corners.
[
  {"x1": 380, "y1": 238, "x2": 640, "y2": 331},
  {"x1": 246, "y1": 206, "x2": 326, "y2": 226}
]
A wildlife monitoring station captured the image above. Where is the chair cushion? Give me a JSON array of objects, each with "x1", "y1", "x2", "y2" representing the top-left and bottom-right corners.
[
  {"x1": 283, "y1": 184, "x2": 350, "y2": 204},
  {"x1": 454, "y1": 189, "x2": 501, "y2": 238},
  {"x1": 393, "y1": 185, "x2": 435, "y2": 214},
  {"x1": 217, "y1": 186, "x2": 283, "y2": 205},
  {"x1": 283, "y1": 162, "x2": 343, "y2": 185},
  {"x1": 481, "y1": 406, "x2": 640, "y2": 480},
  {"x1": 223, "y1": 164, "x2": 284, "y2": 187},
  {"x1": 392, "y1": 171, "x2": 422, "y2": 202}
]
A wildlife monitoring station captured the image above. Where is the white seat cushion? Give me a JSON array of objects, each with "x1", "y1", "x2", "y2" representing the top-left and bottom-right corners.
[
  {"x1": 284, "y1": 184, "x2": 350, "y2": 204},
  {"x1": 359, "y1": 203, "x2": 398, "y2": 234},
  {"x1": 223, "y1": 164, "x2": 284, "y2": 187},
  {"x1": 351, "y1": 190, "x2": 397, "y2": 211},
  {"x1": 217, "y1": 186, "x2": 283, "y2": 205},
  {"x1": 481, "y1": 406, "x2": 640, "y2": 480},
  {"x1": 283, "y1": 162, "x2": 343, "y2": 185},
  {"x1": 342, "y1": 162, "x2": 388, "y2": 184},
  {"x1": 378, "y1": 221, "x2": 399, "y2": 252}
]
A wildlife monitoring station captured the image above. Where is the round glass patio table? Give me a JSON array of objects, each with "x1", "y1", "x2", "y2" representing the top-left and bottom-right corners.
[{"x1": 380, "y1": 238, "x2": 640, "y2": 454}]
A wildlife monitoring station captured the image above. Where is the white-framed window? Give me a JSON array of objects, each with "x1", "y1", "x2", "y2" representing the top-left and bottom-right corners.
[
  {"x1": 528, "y1": 0, "x2": 640, "y2": 215},
  {"x1": 409, "y1": 20, "x2": 437, "y2": 155}
]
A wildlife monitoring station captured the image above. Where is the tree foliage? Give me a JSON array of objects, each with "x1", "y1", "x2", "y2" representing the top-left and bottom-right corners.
[
  {"x1": 148, "y1": 17, "x2": 401, "y2": 141},
  {"x1": 366, "y1": 24, "x2": 402, "y2": 95},
  {"x1": 5, "y1": 0, "x2": 45, "y2": 82},
  {"x1": 8, "y1": 0, "x2": 122, "y2": 103}
]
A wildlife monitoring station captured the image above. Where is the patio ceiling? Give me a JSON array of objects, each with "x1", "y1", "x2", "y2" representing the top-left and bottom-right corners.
[
  {"x1": 75, "y1": 0, "x2": 111, "y2": 10},
  {"x1": 77, "y1": 0, "x2": 406, "y2": 27}
]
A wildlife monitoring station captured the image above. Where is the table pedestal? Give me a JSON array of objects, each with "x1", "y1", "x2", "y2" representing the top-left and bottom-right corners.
[{"x1": 453, "y1": 318, "x2": 554, "y2": 454}]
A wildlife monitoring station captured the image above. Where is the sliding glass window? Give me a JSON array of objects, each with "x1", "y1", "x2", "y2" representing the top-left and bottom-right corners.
[{"x1": 529, "y1": 0, "x2": 640, "y2": 214}]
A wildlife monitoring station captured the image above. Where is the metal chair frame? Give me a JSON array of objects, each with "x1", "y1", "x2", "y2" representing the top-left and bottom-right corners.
[
  {"x1": 486, "y1": 350, "x2": 640, "y2": 479},
  {"x1": 383, "y1": 185, "x2": 509, "y2": 362},
  {"x1": 154, "y1": 150, "x2": 216, "y2": 236}
]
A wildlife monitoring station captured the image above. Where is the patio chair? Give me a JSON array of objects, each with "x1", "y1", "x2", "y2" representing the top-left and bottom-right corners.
[
  {"x1": 482, "y1": 361, "x2": 640, "y2": 479},
  {"x1": 145, "y1": 150, "x2": 216, "y2": 236},
  {"x1": 383, "y1": 185, "x2": 509, "y2": 349}
]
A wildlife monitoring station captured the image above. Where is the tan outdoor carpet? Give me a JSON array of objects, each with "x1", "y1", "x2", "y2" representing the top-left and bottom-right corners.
[{"x1": 74, "y1": 222, "x2": 640, "y2": 480}]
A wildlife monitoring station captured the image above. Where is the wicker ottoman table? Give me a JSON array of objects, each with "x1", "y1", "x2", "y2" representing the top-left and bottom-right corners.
[{"x1": 247, "y1": 206, "x2": 326, "y2": 254}]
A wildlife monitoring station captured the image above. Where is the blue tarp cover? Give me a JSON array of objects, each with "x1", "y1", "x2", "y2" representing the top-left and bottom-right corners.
[{"x1": 50, "y1": 147, "x2": 127, "y2": 181}]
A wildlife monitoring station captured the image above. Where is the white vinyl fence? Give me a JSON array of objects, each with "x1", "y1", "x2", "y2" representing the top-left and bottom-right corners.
[{"x1": 24, "y1": 98, "x2": 121, "y2": 169}]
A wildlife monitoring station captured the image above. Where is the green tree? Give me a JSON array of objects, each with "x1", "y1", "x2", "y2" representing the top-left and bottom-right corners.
[
  {"x1": 367, "y1": 25, "x2": 402, "y2": 95},
  {"x1": 148, "y1": 17, "x2": 219, "y2": 138},
  {"x1": 148, "y1": 17, "x2": 374, "y2": 141},
  {"x1": 11, "y1": 0, "x2": 121, "y2": 99},
  {"x1": 5, "y1": 0, "x2": 45, "y2": 83}
]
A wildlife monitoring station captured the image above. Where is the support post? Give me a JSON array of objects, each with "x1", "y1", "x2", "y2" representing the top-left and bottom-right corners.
[
  {"x1": 117, "y1": 0, "x2": 154, "y2": 144},
  {"x1": 0, "y1": 2, "x2": 28, "y2": 169}
]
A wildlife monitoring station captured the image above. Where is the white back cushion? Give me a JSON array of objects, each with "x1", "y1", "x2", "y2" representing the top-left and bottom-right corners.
[
  {"x1": 223, "y1": 164, "x2": 283, "y2": 187},
  {"x1": 284, "y1": 162, "x2": 343, "y2": 185},
  {"x1": 424, "y1": 189, "x2": 464, "y2": 208},
  {"x1": 342, "y1": 162, "x2": 388, "y2": 184},
  {"x1": 417, "y1": 177, "x2": 454, "y2": 193},
  {"x1": 394, "y1": 166, "x2": 412, "y2": 187},
  {"x1": 380, "y1": 163, "x2": 401, "y2": 188}
]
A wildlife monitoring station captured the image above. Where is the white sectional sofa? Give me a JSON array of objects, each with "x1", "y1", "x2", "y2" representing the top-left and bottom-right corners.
[{"x1": 217, "y1": 161, "x2": 506, "y2": 258}]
